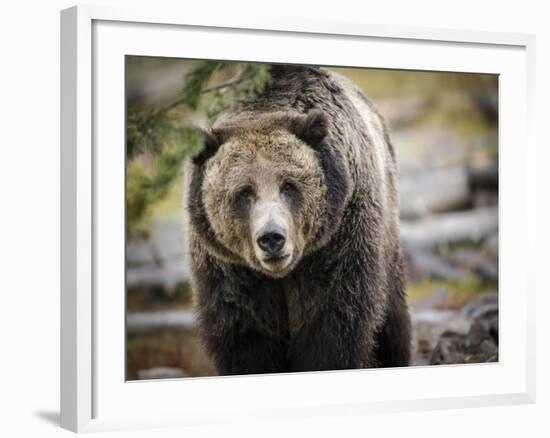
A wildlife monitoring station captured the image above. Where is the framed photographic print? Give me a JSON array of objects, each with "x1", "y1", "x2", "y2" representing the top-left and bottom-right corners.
[{"x1": 60, "y1": 5, "x2": 536, "y2": 433}]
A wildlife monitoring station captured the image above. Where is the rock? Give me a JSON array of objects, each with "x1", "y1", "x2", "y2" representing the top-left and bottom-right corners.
[
  {"x1": 460, "y1": 292, "x2": 498, "y2": 319},
  {"x1": 429, "y1": 294, "x2": 498, "y2": 365},
  {"x1": 411, "y1": 291, "x2": 499, "y2": 366},
  {"x1": 430, "y1": 329, "x2": 498, "y2": 365},
  {"x1": 429, "y1": 331, "x2": 468, "y2": 364},
  {"x1": 411, "y1": 307, "x2": 470, "y2": 365},
  {"x1": 137, "y1": 367, "x2": 188, "y2": 380}
]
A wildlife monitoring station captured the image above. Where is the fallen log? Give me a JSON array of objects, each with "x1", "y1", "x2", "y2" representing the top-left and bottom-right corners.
[
  {"x1": 126, "y1": 220, "x2": 191, "y2": 294},
  {"x1": 403, "y1": 245, "x2": 466, "y2": 282},
  {"x1": 444, "y1": 248, "x2": 498, "y2": 283},
  {"x1": 127, "y1": 310, "x2": 196, "y2": 334},
  {"x1": 399, "y1": 164, "x2": 498, "y2": 219},
  {"x1": 399, "y1": 167, "x2": 471, "y2": 219},
  {"x1": 400, "y1": 206, "x2": 498, "y2": 248},
  {"x1": 126, "y1": 258, "x2": 190, "y2": 292}
]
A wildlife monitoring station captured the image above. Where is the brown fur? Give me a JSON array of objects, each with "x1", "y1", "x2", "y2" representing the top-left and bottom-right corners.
[
  {"x1": 183, "y1": 65, "x2": 411, "y2": 375},
  {"x1": 201, "y1": 124, "x2": 326, "y2": 276}
]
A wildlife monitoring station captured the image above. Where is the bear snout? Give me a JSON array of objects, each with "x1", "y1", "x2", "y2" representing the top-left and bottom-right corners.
[{"x1": 257, "y1": 228, "x2": 286, "y2": 256}]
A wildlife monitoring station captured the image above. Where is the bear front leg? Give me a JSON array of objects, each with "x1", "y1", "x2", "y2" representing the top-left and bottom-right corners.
[
  {"x1": 193, "y1": 253, "x2": 290, "y2": 375},
  {"x1": 373, "y1": 287, "x2": 411, "y2": 367},
  {"x1": 287, "y1": 307, "x2": 378, "y2": 372},
  {"x1": 202, "y1": 322, "x2": 289, "y2": 376}
]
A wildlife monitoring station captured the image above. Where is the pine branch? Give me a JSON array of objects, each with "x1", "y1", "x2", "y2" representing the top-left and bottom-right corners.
[
  {"x1": 126, "y1": 60, "x2": 272, "y2": 238},
  {"x1": 162, "y1": 76, "x2": 244, "y2": 113}
]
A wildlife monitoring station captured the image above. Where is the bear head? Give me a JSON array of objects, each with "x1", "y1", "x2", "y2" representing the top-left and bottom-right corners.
[{"x1": 191, "y1": 109, "x2": 349, "y2": 278}]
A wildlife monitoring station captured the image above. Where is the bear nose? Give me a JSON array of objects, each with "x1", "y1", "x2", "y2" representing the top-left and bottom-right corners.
[{"x1": 257, "y1": 231, "x2": 286, "y2": 255}]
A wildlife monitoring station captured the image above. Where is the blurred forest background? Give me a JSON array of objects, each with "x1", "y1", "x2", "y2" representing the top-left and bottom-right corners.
[{"x1": 126, "y1": 58, "x2": 499, "y2": 380}]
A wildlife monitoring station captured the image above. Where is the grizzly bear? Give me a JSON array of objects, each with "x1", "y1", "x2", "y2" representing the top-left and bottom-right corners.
[{"x1": 183, "y1": 65, "x2": 411, "y2": 375}]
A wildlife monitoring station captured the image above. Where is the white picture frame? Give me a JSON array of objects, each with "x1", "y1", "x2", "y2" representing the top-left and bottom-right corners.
[{"x1": 60, "y1": 4, "x2": 536, "y2": 433}]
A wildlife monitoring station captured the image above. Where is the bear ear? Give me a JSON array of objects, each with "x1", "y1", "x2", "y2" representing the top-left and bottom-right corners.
[
  {"x1": 290, "y1": 109, "x2": 329, "y2": 149},
  {"x1": 193, "y1": 128, "x2": 223, "y2": 166}
]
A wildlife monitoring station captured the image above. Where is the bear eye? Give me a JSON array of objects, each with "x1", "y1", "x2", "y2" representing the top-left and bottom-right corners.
[
  {"x1": 280, "y1": 181, "x2": 298, "y2": 196},
  {"x1": 234, "y1": 186, "x2": 255, "y2": 204}
]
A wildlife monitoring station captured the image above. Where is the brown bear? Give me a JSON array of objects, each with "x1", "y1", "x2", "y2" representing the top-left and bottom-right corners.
[{"x1": 183, "y1": 65, "x2": 411, "y2": 375}]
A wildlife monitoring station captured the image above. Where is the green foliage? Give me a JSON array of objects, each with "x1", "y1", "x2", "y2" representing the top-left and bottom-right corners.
[
  {"x1": 126, "y1": 125, "x2": 202, "y2": 237},
  {"x1": 126, "y1": 61, "x2": 272, "y2": 238},
  {"x1": 180, "y1": 61, "x2": 232, "y2": 110},
  {"x1": 206, "y1": 63, "x2": 271, "y2": 120}
]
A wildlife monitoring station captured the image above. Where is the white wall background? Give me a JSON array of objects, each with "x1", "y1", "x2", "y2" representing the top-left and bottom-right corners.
[{"x1": 0, "y1": 1, "x2": 547, "y2": 437}]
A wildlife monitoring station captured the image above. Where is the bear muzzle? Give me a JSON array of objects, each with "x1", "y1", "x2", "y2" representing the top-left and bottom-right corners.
[
  {"x1": 254, "y1": 222, "x2": 294, "y2": 274},
  {"x1": 257, "y1": 228, "x2": 286, "y2": 255}
]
